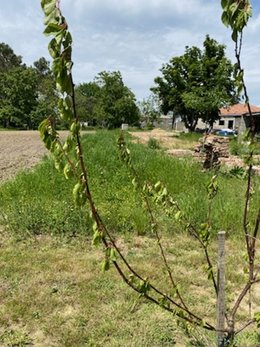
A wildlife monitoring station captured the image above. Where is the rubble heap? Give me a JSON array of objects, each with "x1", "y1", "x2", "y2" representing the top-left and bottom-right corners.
[{"x1": 193, "y1": 135, "x2": 230, "y2": 169}]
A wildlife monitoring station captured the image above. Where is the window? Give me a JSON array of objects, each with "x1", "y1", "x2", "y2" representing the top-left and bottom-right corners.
[
  {"x1": 228, "y1": 120, "x2": 234, "y2": 129},
  {"x1": 219, "y1": 119, "x2": 225, "y2": 126}
]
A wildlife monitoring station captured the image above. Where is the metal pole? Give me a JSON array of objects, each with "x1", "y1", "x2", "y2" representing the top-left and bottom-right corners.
[{"x1": 217, "y1": 231, "x2": 226, "y2": 347}]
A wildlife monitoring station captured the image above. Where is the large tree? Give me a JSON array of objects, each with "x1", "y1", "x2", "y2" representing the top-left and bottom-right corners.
[
  {"x1": 75, "y1": 71, "x2": 140, "y2": 128},
  {"x1": 30, "y1": 57, "x2": 58, "y2": 128},
  {"x1": 75, "y1": 82, "x2": 101, "y2": 124},
  {"x1": 0, "y1": 66, "x2": 38, "y2": 128},
  {"x1": 152, "y1": 35, "x2": 238, "y2": 131},
  {"x1": 0, "y1": 52, "x2": 58, "y2": 129},
  {"x1": 0, "y1": 42, "x2": 22, "y2": 73}
]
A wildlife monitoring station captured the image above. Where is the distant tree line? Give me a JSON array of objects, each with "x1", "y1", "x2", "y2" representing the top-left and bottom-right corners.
[
  {"x1": 0, "y1": 36, "x2": 238, "y2": 131},
  {"x1": 0, "y1": 43, "x2": 140, "y2": 129}
]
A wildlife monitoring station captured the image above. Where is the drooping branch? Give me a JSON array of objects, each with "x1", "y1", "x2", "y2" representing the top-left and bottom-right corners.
[{"x1": 40, "y1": 0, "x2": 216, "y2": 332}]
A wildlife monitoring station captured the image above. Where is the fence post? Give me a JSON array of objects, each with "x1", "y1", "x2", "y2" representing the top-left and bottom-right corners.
[{"x1": 217, "y1": 231, "x2": 226, "y2": 347}]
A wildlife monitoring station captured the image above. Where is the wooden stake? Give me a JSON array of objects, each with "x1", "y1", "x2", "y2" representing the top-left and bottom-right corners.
[{"x1": 217, "y1": 231, "x2": 226, "y2": 347}]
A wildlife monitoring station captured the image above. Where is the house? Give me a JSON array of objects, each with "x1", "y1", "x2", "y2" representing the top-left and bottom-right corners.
[
  {"x1": 176, "y1": 103, "x2": 260, "y2": 133},
  {"x1": 217, "y1": 103, "x2": 260, "y2": 133}
]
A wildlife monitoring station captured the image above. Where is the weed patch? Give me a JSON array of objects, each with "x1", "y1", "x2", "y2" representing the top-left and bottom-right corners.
[{"x1": 0, "y1": 130, "x2": 259, "y2": 238}]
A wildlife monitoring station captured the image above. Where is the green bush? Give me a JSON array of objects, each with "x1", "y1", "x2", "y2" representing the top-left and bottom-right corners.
[
  {"x1": 147, "y1": 137, "x2": 161, "y2": 149},
  {"x1": 229, "y1": 137, "x2": 240, "y2": 155},
  {"x1": 230, "y1": 136, "x2": 260, "y2": 156}
]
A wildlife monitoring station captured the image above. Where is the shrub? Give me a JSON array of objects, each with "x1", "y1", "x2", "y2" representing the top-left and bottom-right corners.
[{"x1": 147, "y1": 137, "x2": 161, "y2": 149}]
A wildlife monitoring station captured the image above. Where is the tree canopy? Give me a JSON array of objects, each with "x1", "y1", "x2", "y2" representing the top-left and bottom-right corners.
[
  {"x1": 75, "y1": 71, "x2": 140, "y2": 128},
  {"x1": 151, "y1": 35, "x2": 238, "y2": 131},
  {"x1": 0, "y1": 66, "x2": 38, "y2": 128},
  {"x1": 0, "y1": 42, "x2": 22, "y2": 73},
  {"x1": 0, "y1": 44, "x2": 57, "y2": 129},
  {"x1": 0, "y1": 44, "x2": 139, "y2": 130},
  {"x1": 138, "y1": 95, "x2": 161, "y2": 128}
]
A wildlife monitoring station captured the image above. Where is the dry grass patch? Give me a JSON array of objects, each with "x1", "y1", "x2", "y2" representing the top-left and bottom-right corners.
[
  {"x1": 129, "y1": 129, "x2": 200, "y2": 150},
  {"x1": 1, "y1": 233, "x2": 259, "y2": 346}
]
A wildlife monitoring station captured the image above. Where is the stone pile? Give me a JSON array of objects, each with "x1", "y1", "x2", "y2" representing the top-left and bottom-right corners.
[{"x1": 193, "y1": 135, "x2": 230, "y2": 169}]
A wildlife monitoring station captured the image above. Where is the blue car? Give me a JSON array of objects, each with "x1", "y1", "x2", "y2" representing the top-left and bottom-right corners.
[{"x1": 217, "y1": 129, "x2": 236, "y2": 136}]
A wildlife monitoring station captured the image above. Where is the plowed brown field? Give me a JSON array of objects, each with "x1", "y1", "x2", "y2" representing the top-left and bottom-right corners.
[{"x1": 0, "y1": 131, "x2": 48, "y2": 182}]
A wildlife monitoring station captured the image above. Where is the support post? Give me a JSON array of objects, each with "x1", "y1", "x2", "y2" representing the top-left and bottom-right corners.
[{"x1": 217, "y1": 231, "x2": 226, "y2": 347}]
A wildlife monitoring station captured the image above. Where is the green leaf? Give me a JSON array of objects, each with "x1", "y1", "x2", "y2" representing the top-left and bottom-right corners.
[
  {"x1": 38, "y1": 119, "x2": 49, "y2": 139},
  {"x1": 231, "y1": 30, "x2": 238, "y2": 42},
  {"x1": 138, "y1": 279, "x2": 151, "y2": 294},
  {"x1": 43, "y1": 5, "x2": 59, "y2": 25},
  {"x1": 62, "y1": 136, "x2": 75, "y2": 152},
  {"x1": 174, "y1": 210, "x2": 182, "y2": 222},
  {"x1": 54, "y1": 159, "x2": 64, "y2": 172},
  {"x1": 159, "y1": 295, "x2": 170, "y2": 308},
  {"x1": 58, "y1": 96, "x2": 73, "y2": 121},
  {"x1": 109, "y1": 248, "x2": 117, "y2": 262},
  {"x1": 92, "y1": 229, "x2": 102, "y2": 246},
  {"x1": 221, "y1": 11, "x2": 230, "y2": 27},
  {"x1": 207, "y1": 175, "x2": 218, "y2": 199},
  {"x1": 44, "y1": 23, "x2": 64, "y2": 36},
  {"x1": 221, "y1": 0, "x2": 228, "y2": 10},
  {"x1": 237, "y1": 83, "x2": 244, "y2": 95},
  {"x1": 52, "y1": 57, "x2": 73, "y2": 93},
  {"x1": 52, "y1": 57, "x2": 63, "y2": 76},
  {"x1": 254, "y1": 312, "x2": 260, "y2": 328},
  {"x1": 63, "y1": 31, "x2": 73, "y2": 49},
  {"x1": 154, "y1": 181, "x2": 162, "y2": 192},
  {"x1": 230, "y1": 2, "x2": 239, "y2": 16},
  {"x1": 63, "y1": 163, "x2": 73, "y2": 179},
  {"x1": 207, "y1": 266, "x2": 214, "y2": 280},
  {"x1": 246, "y1": 5, "x2": 253, "y2": 18},
  {"x1": 73, "y1": 182, "x2": 87, "y2": 206},
  {"x1": 56, "y1": 72, "x2": 72, "y2": 94},
  {"x1": 102, "y1": 259, "x2": 110, "y2": 272},
  {"x1": 48, "y1": 38, "x2": 60, "y2": 59},
  {"x1": 41, "y1": 0, "x2": 55, "y2": 12},
  {"x1": 62, "y1": 46, "x2": 72, "y2": 63},
  {"x1": 161, "y1": 187, "x2": 167, "y2": 197},
  {"x1": 70, "y1": 122, "x2": 81, "y2": 135}
]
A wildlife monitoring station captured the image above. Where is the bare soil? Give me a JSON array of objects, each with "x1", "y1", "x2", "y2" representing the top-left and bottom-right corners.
[
  {"x1": 0, "y1": 131, "x2": 46, "y2": 182},
  {"x1": 129, "y1": 129, "x2": 197, "y2": 149},
  {"x1": 0, "y1": 131, "x2": 70, "y2": 183}
]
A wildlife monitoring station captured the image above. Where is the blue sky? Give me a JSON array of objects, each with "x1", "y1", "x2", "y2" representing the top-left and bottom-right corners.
[{"x1": 1, "y1": 1, "x2": 260, "y2": 104}]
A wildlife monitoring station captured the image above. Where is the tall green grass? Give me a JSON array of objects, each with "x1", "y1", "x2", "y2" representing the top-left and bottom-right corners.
[
  {"x1": 230, "y1": 136, "x2": 260, "y2": 156},
  {"x1": 0, "y1": 130, "x2": 259, "y2": 238}
]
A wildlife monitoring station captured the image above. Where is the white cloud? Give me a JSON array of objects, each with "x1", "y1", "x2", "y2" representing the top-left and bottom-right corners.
[
  {"x1": 0, "y1": 0, "x2": 259, "y2": 104},
  {"x1": 63, "y1": 0, "x2": 215, "y2": 20}
]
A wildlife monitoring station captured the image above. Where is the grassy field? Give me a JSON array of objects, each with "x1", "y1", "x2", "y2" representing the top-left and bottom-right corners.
[
  {"x1": 1, "y1": 131, "x2": 259, "y2": 238},
  {"x1": 0, "y1": 130, "x2": 260, "y2": 346},
  {"x1": 0, "y1": 234, "x2": 259, "y2": 347}
]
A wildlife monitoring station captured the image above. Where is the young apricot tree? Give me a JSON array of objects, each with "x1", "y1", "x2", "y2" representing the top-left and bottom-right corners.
[{"x1": 40, "y1": 1, "x2": 259, "y2": 346}]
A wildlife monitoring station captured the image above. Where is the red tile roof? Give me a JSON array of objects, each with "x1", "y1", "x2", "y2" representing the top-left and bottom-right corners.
[{"x1": 220, "y1": 103, "x2": 260, "y2": 116}]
